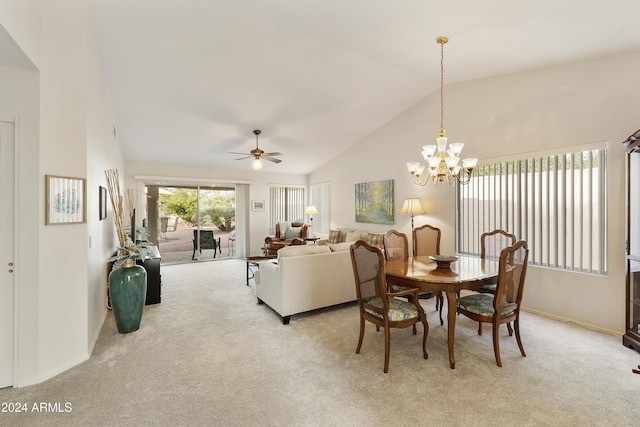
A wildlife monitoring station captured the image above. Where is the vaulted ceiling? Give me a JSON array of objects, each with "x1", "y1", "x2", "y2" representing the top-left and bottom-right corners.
[{"x1": 89, "y1": 0, "x2": 640, "y2": 174}]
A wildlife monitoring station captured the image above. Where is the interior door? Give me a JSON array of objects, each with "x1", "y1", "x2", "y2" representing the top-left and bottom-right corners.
[{"x1": 0, "y1": 121, "x2": 15, "y2": 388}]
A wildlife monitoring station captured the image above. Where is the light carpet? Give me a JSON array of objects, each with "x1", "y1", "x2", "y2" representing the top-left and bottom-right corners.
[{"x1": 1, "y1": 259, "x2": 640, "y2": 426}]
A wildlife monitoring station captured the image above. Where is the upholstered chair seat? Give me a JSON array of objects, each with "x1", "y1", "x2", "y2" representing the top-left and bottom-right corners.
[{"x1": 364, "y1": 297, "x2": 422, "y2": 321}]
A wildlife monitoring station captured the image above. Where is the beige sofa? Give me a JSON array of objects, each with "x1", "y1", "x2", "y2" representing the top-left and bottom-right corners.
[{"x1": 254, "y1": 243, "x2": 357, "y2": 324}]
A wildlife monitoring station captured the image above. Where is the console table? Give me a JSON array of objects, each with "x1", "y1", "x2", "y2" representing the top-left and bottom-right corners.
[{"x1": 140, "y1": 245, "x2": 161, "y2": 305}]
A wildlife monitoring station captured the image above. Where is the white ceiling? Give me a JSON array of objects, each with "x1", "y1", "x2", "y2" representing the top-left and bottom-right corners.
[{"x1": 89, "y1": 0, "x2": 640, "y2": 175}]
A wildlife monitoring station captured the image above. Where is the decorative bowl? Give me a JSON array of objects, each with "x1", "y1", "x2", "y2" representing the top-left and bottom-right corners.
[{"x1": 429, "y1": 255, "x2": 459, "y2": 269}]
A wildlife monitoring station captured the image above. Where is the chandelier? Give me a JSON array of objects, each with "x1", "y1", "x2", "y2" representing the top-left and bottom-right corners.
[{"x1": 407, "y1": 36, "x2": 477, "y2": 186}]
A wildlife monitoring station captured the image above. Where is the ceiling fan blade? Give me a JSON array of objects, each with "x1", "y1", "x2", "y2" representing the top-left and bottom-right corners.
[
  {"x1": 233, "y1": 156, "x2": 252, "y2": 160},
  {"x1": 263, "y1": 156, "x2": 282, "y2": 163},
  {"x1": 229, "y1": 151, "x2": 251, "y2": 155},
  {"x1": 262, "y1": 152, "x2": 283, "y2": 157}
]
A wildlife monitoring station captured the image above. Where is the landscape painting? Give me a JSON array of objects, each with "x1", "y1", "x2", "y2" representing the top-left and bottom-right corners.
[{"x1": 355, "y1": 179, "x2": 394, "y2": 224}]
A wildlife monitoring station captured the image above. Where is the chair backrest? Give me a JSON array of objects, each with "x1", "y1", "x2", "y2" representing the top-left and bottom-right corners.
[
  {"x1": 193, "y1": 229, "x2": 216, "y2": 249},
  {"x1": 383, "y1": 230, "x2": 409, "y2": 261},
  {"x1": 413, "y1": 224, "x2": 441, "y2": 257},
  {"x1": 167, "y1": 217, "x2": 179, "y2": 232},
  {"x1": 350, "y1": 240, "x2": 388, "y2": 317},
  {"x1": 481, "y1": 229, "x2": 516, "y2": 260},
  {"x1": 494, "y1": 240, "x2": 529, "y2": 314}
]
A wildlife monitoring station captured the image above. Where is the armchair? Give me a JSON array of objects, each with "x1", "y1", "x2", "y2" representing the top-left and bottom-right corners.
[{"x1": 264, "y1": 221, "x2": 308, "y2": 255}]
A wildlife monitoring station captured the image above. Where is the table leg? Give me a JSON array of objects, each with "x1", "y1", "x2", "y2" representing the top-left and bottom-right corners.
[
  {"x1": 446, "y1": 290, "x2": 457, "y2": 369},
  {"x1": 246, "y1": 261, "x2": 250, "y2": 286}
]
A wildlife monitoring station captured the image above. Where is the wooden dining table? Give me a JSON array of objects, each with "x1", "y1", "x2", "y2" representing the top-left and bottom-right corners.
[{"x1": 385, "y1": 254, "x2": 499, "y2": 368}]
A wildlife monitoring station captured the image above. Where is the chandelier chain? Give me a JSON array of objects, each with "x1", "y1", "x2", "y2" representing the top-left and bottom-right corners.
[{"x1": 440, "y1": 39, "x2": 445, "y2": 135}]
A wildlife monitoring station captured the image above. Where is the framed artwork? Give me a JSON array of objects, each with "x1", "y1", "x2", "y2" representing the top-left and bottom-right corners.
[
  {"x1": 99, "y1": 186, "x2": 107, "y2": 220},
  {"x1": 45, "y1": 175, "x2": 87, "y2": 225},
  {"x1": 252, "y1": 200, "x2": 265, "y2": 211},
  {"x1": 355, "y1": 179, "x2": 394, "y2": 224}
]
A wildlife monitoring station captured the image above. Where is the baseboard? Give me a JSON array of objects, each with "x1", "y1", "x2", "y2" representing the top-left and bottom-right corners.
[
  {"x1": 521, "y1": 306, "x2": 621, "y2": 338},
  {"x1": 88, "y1": 308, "x2": 108, "y2": 355}
]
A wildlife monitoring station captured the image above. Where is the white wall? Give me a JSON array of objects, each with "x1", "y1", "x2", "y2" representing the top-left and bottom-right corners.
[
  {"x1": 125, "y1": 162, "x2": 307, "y2": 255},
  {"x1": 85, "y1": 12, "x2": 123, "y2": 351},
  {"x1": 38, "y1": 0, "x2": 90, "y2": 381},
  {"x1": 1, "y1": 0, "x2": 125, "y2": 386},
  {"x1": 311, "y1": 49, "x2": 640, "y2": 335}
]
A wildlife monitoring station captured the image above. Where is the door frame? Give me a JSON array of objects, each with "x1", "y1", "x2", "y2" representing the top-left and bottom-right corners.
[{"x1": 0, "y1": 119, "x2": 17, "y2": 388}]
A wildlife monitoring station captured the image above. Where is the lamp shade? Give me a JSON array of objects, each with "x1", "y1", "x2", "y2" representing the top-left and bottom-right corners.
[
  {"x1": 400, "y1": 198, "x2": 425, "y2": 215},
  {"x1": 304, "y1": 205, "x2": 319, "y2": 216}
]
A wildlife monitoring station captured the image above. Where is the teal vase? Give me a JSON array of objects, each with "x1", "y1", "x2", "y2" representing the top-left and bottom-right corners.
[{"x1": 109, "y1": 260, "x2": 147, "y2": 334}]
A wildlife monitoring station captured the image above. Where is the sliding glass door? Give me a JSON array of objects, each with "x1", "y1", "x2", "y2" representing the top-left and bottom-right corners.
[{"x1": 146, "y1": 184, "x2": 236, "y2": 264}]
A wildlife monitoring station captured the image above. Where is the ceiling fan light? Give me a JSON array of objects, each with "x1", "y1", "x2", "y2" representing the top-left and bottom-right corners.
[{"x1": 252, "y1": 158, "x2": 263, "y2": 170}]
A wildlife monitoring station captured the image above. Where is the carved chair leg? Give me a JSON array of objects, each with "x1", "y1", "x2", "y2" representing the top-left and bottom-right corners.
[
  {"x1": 383, "y1": 326, "x2": 391, "y2": 373},
  {"x1": 356, "y1": 318, "x2": 365, "y2": 354},
  {"x1": 492, "y1": 322, "x2": 502, "y2": 367}
]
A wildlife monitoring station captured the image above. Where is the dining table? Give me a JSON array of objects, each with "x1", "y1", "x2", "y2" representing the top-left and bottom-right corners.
[{"x1": 385, "y1": 254, "x2": 499, "y2": 369}]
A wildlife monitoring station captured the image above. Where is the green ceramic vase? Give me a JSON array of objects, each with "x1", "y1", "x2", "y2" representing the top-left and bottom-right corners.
[{"x1": 108, "y1": 260, "x2": 147, "y2": 334}]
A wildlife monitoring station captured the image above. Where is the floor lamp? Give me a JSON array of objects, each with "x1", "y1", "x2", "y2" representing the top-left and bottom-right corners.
[
  {"x1": 304, "y1": 205, "x2": 319, "y2": 237},
  {"x1": 400, "y1": 198, "x2": 425, "y2": 255}
]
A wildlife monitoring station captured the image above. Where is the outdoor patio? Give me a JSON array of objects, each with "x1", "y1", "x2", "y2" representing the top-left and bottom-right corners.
[{"x1": 155, "y1": 220, "x2": 236, "y2": 265}]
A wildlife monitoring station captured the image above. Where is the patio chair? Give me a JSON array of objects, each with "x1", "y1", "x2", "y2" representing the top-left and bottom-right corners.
[{"x1": 192, "y1": 229, "x2": 220, "y2": 260}]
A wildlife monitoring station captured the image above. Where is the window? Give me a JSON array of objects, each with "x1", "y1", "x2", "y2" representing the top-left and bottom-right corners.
[
  {"x1": 457, "y1": 146, "x2": 607, "y2": 275},
  {"x1": 269, "y1": 185, "x2": 306, "y2": 232}
]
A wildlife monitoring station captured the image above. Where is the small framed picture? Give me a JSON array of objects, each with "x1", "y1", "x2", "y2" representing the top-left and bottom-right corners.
[
  {"x1": 99, "y1": 186, "x2": 107, "y2": 220},
  {"x1": 45, "y1": 175, "x2": 87, "y2": 225},
  {"x1": 252, "y1": 200, "x2": 265, "y2": 211}
]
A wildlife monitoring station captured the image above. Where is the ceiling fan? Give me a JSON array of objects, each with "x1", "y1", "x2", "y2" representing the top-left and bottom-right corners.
[{"x1": 229, "y1": 129, "x2": 283, "y2": 170}]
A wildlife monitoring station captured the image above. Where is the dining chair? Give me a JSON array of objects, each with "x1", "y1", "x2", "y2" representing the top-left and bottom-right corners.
[
  {"x1": 382, "y1": 229, "x2": 409, "y2": 261},
  {"x1": 477, "y1": 229, "x2": 517, "y2": 335},
  {"x1": 412, "y1": 225, "x2": 445, "y2": 325},
  {"x1": 383, "y1": 230, "x2": 443, "y2": 326},
  {"x1": 455, "y1": 240, "x2": 529, "y2": 367},
  {"x1": 350, "y1": 240, "x2": 428, "y2": 373},
  {"x1": 413, "y1": 224, "x2": 441, "y2": 258}
]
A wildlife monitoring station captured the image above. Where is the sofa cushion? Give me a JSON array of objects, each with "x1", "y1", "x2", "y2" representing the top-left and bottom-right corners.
[
  {"x1": 277, "y1": 244, "x2": 331, "y2": 259},
  {"x1": 285, "y1": 226, "x2": 302, "y2": 240},
  {"x1": 329, "y1": 229, "x2": 342, "y2": 244},
  {"x1": 345, "y1": 231, "x2": 361, "y2": 242},
  {"x1": 329, "y1": 241, "x2": 354, "y2": 252}
]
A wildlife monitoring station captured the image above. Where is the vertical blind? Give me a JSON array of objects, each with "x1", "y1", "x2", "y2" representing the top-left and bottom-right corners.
[
  {"x1": 269, "y1": 185, "x2": 306, "y2": 231},
  {"x1": 457, "y1": 148, "x2": 607, "y2": 275}
]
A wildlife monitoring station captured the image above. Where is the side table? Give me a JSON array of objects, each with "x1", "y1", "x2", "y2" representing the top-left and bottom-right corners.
[{"x1": 246, "y1": 255, "x2": 277, "y2": 286}]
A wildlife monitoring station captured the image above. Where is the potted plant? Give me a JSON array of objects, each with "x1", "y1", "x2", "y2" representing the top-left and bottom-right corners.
[{"x1": 105, "y1": 169, "x2": 148, "y2": 334}]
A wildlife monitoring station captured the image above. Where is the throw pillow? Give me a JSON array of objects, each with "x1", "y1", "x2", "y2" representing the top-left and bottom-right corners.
[
  {"x1": 278, "y1": 221, "x2": 289, "y2": 239},
  {"x1": 345, "y1": 231, "x2": 361, "y2": 242},
  {"x1": 368, "y1": 233, "x2": 385, "y2": 249},
  {"x1": 285, "y1": 226, "x2": 302, "y2": 240},
  {"x1": 329, "y1": 229, "x2": 342, "y2": 244}
]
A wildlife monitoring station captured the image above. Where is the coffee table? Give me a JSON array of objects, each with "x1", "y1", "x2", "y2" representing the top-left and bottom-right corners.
[{"x1": 245, "y1": 255, "x2": 277, "y2": 286}]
